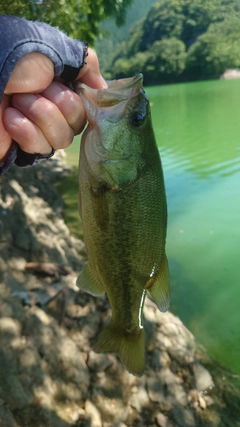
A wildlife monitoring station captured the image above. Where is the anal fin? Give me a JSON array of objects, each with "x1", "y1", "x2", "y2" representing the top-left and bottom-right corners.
[
  {"x1": 77, "y1": 264, "x2": 105, "y2": 296},
  {"x1": 147, "y1": 254, "x2": 170, "y2": 312}
]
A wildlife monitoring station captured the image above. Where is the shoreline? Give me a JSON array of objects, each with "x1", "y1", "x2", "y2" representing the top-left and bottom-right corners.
[{"x1": 0, "y1": 152, "x2": 239, "y2": 426}]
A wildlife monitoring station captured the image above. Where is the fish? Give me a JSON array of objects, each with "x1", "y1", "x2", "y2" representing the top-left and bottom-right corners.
[{"x1": 74, "y1": 74, "x2": 170, "y2": 376}]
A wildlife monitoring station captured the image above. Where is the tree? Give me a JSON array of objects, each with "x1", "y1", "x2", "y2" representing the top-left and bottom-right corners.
[
  {"x1": 181, "y1": 0, "x2": 225, "y2": 47},
  {"x1": 110, "y1": 51, "x2": 151, "y2": 80},
  {"x1": 108, "y1": 0, "x2": 240, "y2": 84},
  {"x1": 109, "y1": 38, "x2": 186, "y2": 84},
  {"x1": 0, "y1": 0, "x2": 133, "y2": 44},
  {"x1": 146, "y1": 38, "x2": 187, "y2": 84},
  {"x1": 138, "y1": 0, "x2": 185, "y2": 51},
  {"x1": 186, "y1": 14, "x2": 240, "y2": 79}
]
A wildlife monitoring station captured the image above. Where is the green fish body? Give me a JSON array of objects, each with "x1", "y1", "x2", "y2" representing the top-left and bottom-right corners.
[{"x1": 75, "y1": 74, "x2": 170, "y2": 376}]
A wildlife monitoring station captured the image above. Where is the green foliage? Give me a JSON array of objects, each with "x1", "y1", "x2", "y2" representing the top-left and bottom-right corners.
[
  {"x1": 145, "y1": 38, "x2": 186, "y2": 84},
  {"x1": 186, "y1": 14, "x2": 240, "y2": 79},
  {"x1": 96, "y1": 0, "x2": 156, "y2": 72},
  {"x1": 138, "y1": 0, "x2": 185, "y2": 51},
  {"x1": 105, "y1": 0, "x2": 240, "y2": 84},
  {"x1": 111, "y1": 37, "x2": 186, "y2": 84},
  {"x1": 0, "y1": 0, "x2": 133, "y2": 44}
]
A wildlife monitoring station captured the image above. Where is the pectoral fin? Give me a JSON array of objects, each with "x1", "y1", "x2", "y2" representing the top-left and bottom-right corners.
[
  {"x1": 147, "y1": 254, "x2": 170, "y2": 312},
  {"x1": 77, "y1": 264, "x2": 105, "y2": 296}
]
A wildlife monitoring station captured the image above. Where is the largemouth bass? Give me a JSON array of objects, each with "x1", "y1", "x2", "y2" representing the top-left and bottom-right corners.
[{"x1": 74, "y1": 74, "x2": 170, "y2": 376}]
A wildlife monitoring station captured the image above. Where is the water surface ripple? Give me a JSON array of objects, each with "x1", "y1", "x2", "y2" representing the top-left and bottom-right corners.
[{"x1": 147, "y1": 79, "x2": 240, "y2": 375}]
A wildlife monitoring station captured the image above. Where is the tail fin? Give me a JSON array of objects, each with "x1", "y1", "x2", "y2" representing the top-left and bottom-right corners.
[{"x1": 94, "y1": 323, "x2": 145, "y2": 376}]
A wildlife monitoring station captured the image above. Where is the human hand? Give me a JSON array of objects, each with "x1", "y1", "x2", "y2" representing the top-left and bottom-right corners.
[{"x1": 0, "y1": 49, "x2": 107, "y2": 162}]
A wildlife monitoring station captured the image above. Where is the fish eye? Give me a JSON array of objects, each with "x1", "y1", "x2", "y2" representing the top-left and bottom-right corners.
[{"x1": 130, "y1": 111, "x2": 146, "y2": 127}]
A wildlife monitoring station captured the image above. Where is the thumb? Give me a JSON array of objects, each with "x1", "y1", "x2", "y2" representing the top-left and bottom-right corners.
[
  {"x1": 4, "y1": 52, "x2": 54, "y2": 95},
  {"x1": 76, "y1": 47, "x2": 107, "y2": 89}
]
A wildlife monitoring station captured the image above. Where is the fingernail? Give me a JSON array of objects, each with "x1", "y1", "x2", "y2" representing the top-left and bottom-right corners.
[
  {"x1": 100, "y1": 75, "x2": 108, "y2": 89},
  {"x1": 12, "y1": 93, "x2": 37, "y2": 108},
  {"x1": 4, "y1": 108, "x2": 26, "y2": 128}
]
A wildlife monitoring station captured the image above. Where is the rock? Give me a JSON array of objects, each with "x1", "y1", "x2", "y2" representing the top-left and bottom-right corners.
[
  {"x1": 85, "y1": 400, "x2": 102, "y2": 427},
  {"x1": 198, "y1": 394, "x2": 207, "y2": 409},
  {"x1": 170, "y1": 383, "x2": 188, "y2": 406},
  {"x1": 172, "y1": 407, "x2": 195, "y2": 427},
  {"x1": 130, "y1": 384, "x2": 149, "y2": 411},
  {"x1": 156, "y1": 332, "x2": 173, "y2": 349},
  {"x1": 160, "y1": 321, "x2": 179, "y2": 337},
  {"x1": 0, "y1": 354, "x2": 33, "y2": 410},
  {"x1": 204, "y1": 395, "x2": 215, "y2": 407},
  {"x1": 193, "y1": 363, "x2": 214, "y2": 392},
  {"x1": 0, "y1": 317, "x2": 21, "y2": 337},
  {"x1": 147, "y1": 375, "x2": 165, "y2": 403},
  {"x1": 155, "y1": 412, "x2": 168, "y2": 427},
  {"x1": 25, "y1": 262, "x2": 72, "y2": 277},
  {"x1": 87, "y1": 350, "x2": 112, "y2": 372},
  {"x1": 103, "y1": 424, "x2": 128, "y2": 427},
  {"x1": 95, "y1": 394, "x2": 128, "y2": 424},
  {"x1": 220, "y1": 68, "x2": 240, "y2": 79}
]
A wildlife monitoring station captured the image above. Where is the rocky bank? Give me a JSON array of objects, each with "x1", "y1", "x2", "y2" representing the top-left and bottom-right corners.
[
  {"x1": 220, "y1": 69, "x2": 240, "y2": 79},
  {"x1": 0, "y1": 152, "x2": 239, "y2": 427}
]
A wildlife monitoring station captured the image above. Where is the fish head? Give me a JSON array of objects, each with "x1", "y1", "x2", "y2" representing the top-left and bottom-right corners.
[{"x1": 74, "y1": 74, "x2": 155, "y2": 189}]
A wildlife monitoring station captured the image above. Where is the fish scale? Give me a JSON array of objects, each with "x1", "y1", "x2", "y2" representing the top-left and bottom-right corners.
[{"x1": 74, "y1": 74, "x2": 170, "y2": 375}]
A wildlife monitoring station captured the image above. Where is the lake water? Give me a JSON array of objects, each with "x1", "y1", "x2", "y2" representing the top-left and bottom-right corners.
[{"x1": 65, "y1": 78, "x2": 240, "y2": 376}]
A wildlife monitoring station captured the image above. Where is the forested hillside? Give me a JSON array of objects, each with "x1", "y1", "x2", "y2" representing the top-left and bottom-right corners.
[
  {"x1": 103, "y1": 0, "x2": 240, "y2": 84},
  {"x1": 96, "y1": 0, "x2": 156, "y2": 73}
]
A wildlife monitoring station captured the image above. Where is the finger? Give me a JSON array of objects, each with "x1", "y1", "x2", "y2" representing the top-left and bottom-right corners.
[
  {"x1": 10, "y1": 93, "x2": 75, "y2": 150},
  {"x1": 5, "y1": 52, "x2": 54, "y2": 95},
  {"x1": 0, "y1": 95, "x2": 13, "y2": 161},
  {"x1": 41, "y1": 81, "x2": 86, "y2": 135},
  {"x1": 76, "y1": 48, "x2": 108, "y2": 89},
  {"x1": 3, "y1": 108, "x2": 52, "y2": 155}
]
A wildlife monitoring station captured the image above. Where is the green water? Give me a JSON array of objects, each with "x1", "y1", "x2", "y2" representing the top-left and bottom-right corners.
[{"x1": 65, "y1": 78, "x2": 240, "y2": 375}]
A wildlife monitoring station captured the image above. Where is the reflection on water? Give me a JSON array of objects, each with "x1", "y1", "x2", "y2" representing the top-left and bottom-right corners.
[{"x1": 147, "y1": 79, "x2": 240, "y2": 375}]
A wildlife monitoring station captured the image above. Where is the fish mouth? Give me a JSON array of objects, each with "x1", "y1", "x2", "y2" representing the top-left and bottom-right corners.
[
  {"x1": 106, "y1": 73, "x2": 143, "y2": 90},
  {"x1": 74, "y1": 74, "x2": 144, "y2": 109},
  {"x1": 98, "y1": 74, "x2": 144, "y2": 108}
]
